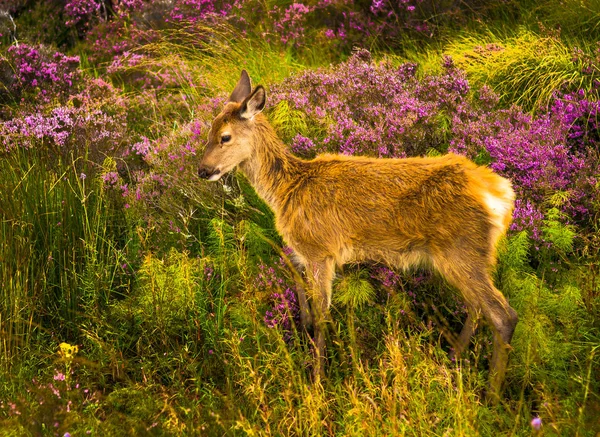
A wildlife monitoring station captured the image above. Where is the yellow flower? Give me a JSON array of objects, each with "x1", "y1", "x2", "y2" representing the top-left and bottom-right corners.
[{"x1": 59, "y1": 342, "x2": 78, "y2": 360}]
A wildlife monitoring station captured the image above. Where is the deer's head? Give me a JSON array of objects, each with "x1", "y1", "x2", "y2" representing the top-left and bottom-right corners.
[{"x1": 198, "y1": 70, "x2": 266, "y2": 181}]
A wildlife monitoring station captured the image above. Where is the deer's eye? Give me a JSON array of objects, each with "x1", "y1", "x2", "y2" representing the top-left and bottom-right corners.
[{"x1": 221, "y1": 134, "x2": 232, "y2": 143}]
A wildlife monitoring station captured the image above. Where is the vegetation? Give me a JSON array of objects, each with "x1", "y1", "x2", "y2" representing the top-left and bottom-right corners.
[{"x1": 0, "y1": 0, "x2": 598, "y2": 435}]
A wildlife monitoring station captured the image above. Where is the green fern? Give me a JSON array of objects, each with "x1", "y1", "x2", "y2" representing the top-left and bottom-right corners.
[
  {"x1": 500, "y1": 231, "x2": 530, "y2": 270},
  {"x1": 543, "y1": 208, "x2": 576, "y2": 253},
  {"x1": 206, "y1": 217, "x2": 236, "y2": 257}
]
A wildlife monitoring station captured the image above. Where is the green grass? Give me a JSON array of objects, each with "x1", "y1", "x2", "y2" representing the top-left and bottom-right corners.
[
  {"x1": 0, "y1": 148, "x2": 131, "y2": 369},
  {"x1": 445, "y1": 29, "x2": 593, "y2": 111},
  {"x1": 2, "y1": 2, "x2": 600, "y2": 435}
]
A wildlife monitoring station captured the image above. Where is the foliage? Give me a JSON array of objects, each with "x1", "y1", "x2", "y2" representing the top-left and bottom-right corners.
[
  {"x1": 446, "y1": 30, "x2": 598, "y2": 111},
  {"x1": 1, "y1": 0, "x2": 599, "y2": 435},
  {"x1": 270, "y1": 50, "x2": 468, "y2": 158}
]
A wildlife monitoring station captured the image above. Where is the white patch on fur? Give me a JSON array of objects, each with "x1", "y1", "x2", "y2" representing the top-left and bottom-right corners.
[
  {"x1": 482, "y1": 178, "x2": 515, "y2": 246},
  {"x1": 483, "y1": 193, "x2": 511, "y2": 227}
]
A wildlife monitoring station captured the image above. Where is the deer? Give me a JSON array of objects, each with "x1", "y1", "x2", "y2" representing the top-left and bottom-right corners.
[{"x1": 198, "y1": 70, "x2": 519, "y2": 401}]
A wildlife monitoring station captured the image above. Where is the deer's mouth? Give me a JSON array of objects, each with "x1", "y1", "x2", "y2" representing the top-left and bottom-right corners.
[{"x1": 198, "y1": 166, "x2": 222, "y2": 181}]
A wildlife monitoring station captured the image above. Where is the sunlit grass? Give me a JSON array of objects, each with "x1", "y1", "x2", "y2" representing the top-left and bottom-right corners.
[
  {"x1": 0, "y1": 149, "x2": 131, "y2": 371},
  {"x1": 111, "y1": 22, "x2": 307, "y2": 105},
  {"x1": 446, "y1": 29, "x2": 593, "y2": 111},
  {"x1": 2, "y1": 1, "x2": 600, "y2": 435}
]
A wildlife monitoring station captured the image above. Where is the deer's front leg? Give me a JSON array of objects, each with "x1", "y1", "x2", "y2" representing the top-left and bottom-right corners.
[
  {"x1": 305, "y1": 257, "x2": 335, "y2": 380},
  {"x1": 288, "y1": 254, "x2": 313, "y2": 331},
  {"x1": 296, "y1": 281, "x2": 313, "y2": 331}
]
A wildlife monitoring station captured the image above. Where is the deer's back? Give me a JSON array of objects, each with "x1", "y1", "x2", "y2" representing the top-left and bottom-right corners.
[{"x1": 275, "y1": 153, "x2": 514, "y2": 268}]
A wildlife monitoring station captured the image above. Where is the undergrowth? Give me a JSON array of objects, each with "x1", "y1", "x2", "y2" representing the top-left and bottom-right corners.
[{"x1": 1, "y1": 0, "x2": 599, "y2": 436}]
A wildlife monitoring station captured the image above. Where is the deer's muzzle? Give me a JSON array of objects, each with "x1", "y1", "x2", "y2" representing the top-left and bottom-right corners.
[{"x1": 198, "y1": 166, "x2": 221, "y2": 181}]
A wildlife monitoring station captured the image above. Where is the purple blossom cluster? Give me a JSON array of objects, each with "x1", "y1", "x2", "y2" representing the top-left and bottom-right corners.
[
  {"x1": 270, "y1": 50, "x2": 469, "y2": 158},
  {"x1": 510, "y1": 199, "x2": 545, "y2": 241},
  {"x1": 550, "y1": 89, "x2": 600, "y2": 152},
  {"x1": 4, "y1": 44, "x2": 81, "y2": 104},
  {"x1": 270, "y1": 2, "x2": 313, "y2": 46},
  {"x1": 1, "y1": 105, "x2": 116, "y2": 152},
  {"x1": 256, "y1": 263, "x2": 301, "y2": 342},
  {"x1": 1, "y1": 69, "x2": 129, "y2": 167},
  {"x1": 64, "y1": 0, "x2": 101, "y2": 26},
  {"x1": 263, "y1": 288, "x2": 300, "y2": 342},
  {"x1": 370, "y1": 265, "x2": 402, "y2": 289}
]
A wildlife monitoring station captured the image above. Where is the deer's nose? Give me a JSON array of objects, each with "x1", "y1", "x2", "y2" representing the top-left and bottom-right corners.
[{"x1": 198, "y1": 166, "x2": 221, "y2": 180}]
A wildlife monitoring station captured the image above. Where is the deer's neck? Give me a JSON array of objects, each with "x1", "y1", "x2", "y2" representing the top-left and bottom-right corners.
[{"x1": 238, "y1": 118, "x2": 303, "y2": 214}]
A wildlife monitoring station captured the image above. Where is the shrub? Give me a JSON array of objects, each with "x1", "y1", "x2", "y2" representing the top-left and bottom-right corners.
[
  {"x1": 270, "y1": 50, "x2": 469, "y2": 158},
  {"x1": 1, "y1": 43, "x2": 81, "y2": 107},
  {"x1": 0, "y1": 76, "x2": 129, "y2": 165}
]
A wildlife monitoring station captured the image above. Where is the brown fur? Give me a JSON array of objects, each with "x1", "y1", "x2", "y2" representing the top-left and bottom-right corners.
[{"x1": 198, "y1": 71, "x2": 518, "y2": 401}]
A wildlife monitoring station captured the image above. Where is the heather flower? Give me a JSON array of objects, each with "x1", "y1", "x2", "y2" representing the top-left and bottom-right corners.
[
  {"x1": 5, "y1": 43, "x2": 81, "y2": 104},
  {"x1": 511, "y1": 199, "x2": 544, "y2": 241},
  {"x1": 132, "y1": 136, "x2": 153, "y2": 158},
  {"x1": 270, "y1": 50, "x2": 469, "y2": 159},
  {"x1": 102, "y1": 171, "x2": 119, "y2": 187},
  {"x1": 1, "y1": 75, "x2": 128, "y2": 165},
  {"x1": 264, "y1": 287, "x2": 300, "y2": 342},
  {"x1": 1, "y1": 105, "x2": 123, "y2": 159},
  {"x1": 371, "y1": 266, "x2": 401, "y2": 289},
  {"x1": 271, "y1": 2, "x2": 313, "y2": 46},
  {"x1": 531, "y1": 416, "x2": 542, "y2": 430},
  {"x1": 257, "y1": 263, "x2": 301, "y2": 341}
]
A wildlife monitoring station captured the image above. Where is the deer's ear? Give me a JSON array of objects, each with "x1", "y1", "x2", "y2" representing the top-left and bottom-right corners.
[
  {"x1": 228, "y1": 70, "x2": 252, "y2": 103},
  {"x1": 239, "y1": 86, "x2": 266, "y2": 120}
]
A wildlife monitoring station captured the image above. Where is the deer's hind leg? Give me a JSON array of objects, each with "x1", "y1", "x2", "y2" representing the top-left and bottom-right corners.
[
  {"x1": 448, "y1": 306, "x2": 480, "y2": 361},
  {"x1": 436, "y1": 258, "x2": 518, "y2": 402}
]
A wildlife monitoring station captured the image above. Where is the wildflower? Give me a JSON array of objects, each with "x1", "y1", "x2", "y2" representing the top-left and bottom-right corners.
[
  {"x1": 54, "y1": 372, "x2": 66, "y2": 381},
  {"x1": 59, "y1": 342, "x2": 78, "y2": 360},
  {"x1": 531, "y1": 417, "x2": 542, "y2": 430},
  {"x1": 79, "y1": 172, "x2": 86, "y2": 180}
]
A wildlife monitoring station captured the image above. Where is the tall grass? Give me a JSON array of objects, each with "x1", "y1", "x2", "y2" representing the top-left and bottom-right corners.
[
  {"x1": 0, "y1": 148, "x2": 131, "y2": 371},
  {"x1": 111, "y1": 23, "x2": 307, "y2": 108},
  {"x1": 446, "y1": 29, "x2": 592, "y2": 111},
  {"x1": 528, "y1": 0, "x2": 600, "y2": 40},
  {"x1": 2, "y1": 1, "x2": 600, "y2": 434}
]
